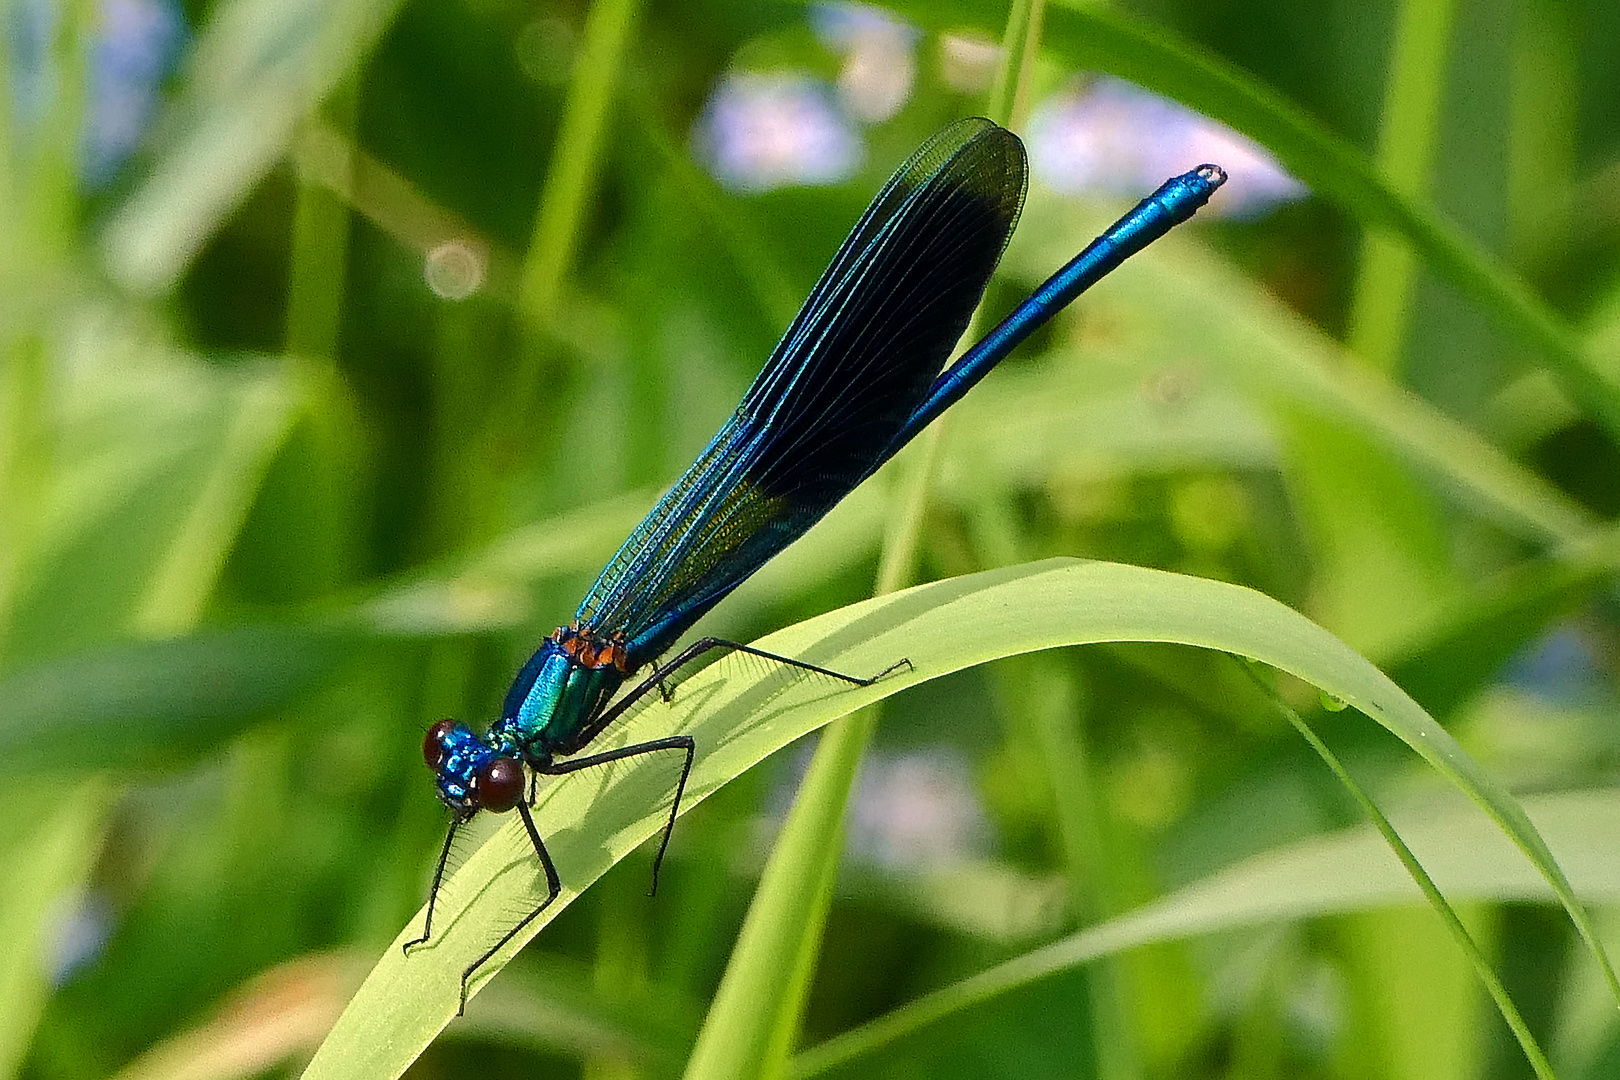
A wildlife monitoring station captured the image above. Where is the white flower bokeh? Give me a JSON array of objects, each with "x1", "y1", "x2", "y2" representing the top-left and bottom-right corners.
[
  {"x1": 1029, "y1": 78, "x2": 1307, "y2": 218},
  {"x1": 695, "y1": 71, "x2": 863, "y2": 194}
]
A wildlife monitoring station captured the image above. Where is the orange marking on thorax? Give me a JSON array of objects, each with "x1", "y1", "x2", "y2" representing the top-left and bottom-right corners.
[{"x1": 549, "y1": 624, "x2": 632, "y2": 673}]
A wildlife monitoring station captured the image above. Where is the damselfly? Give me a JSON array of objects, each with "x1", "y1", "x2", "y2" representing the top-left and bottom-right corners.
[{"x1": 412, "y1": 117, "x2": 1224, "y2": 1010}]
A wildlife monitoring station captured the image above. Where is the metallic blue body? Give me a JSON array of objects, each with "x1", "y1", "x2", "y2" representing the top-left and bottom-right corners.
[
  {"x1": 884, "y1": 164, "x2": 1225, "y2": 453},
  {"x1": 427, "y1": 121, "x2": 1224, "y2": 814},
  {"x1": 431, "y1": 640, "x2": 629, "y2": 810},
  {"x1": 495, "y1": 643, "x2": 624, "y2": 757}
]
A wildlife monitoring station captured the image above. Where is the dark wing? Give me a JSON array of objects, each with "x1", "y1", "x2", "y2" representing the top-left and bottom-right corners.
[{"x1": 578, "y1": 118, "x2": 1027, "y2": 662}]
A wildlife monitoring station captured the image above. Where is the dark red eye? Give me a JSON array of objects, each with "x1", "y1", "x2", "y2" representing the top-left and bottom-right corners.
[
  {"x1": 476, "y1": 757, "x2": 524, "y2": 812},
  {"x1": 423, "y1": 719, "x2": 458, "y2": 768}
]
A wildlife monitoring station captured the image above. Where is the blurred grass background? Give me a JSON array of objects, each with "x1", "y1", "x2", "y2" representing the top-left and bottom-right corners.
[{"x1": 3, "y1": 0, "x2": 1620, "y2": 1077}]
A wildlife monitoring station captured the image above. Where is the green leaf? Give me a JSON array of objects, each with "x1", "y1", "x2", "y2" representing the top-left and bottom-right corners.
[
  {"x1": 300, "y1": 559, "x2": 1609, "y2": 1080},
  {"x1": 9, "y1": 357, "x2": 299, "y2": 659},
  {"x1": 0, "y1": 623, "x2": 364, "y2": 772}
]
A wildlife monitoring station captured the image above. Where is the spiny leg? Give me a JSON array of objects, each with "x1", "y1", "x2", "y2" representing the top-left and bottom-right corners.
[
  {"x1": 663, "y1": 637, "x2": 913, "y2": 697},
  {"x1": 576, "y1": 637, "x2": 912, "y2": 749},
  {"x1": 532, "y1": 640, "x2": 902, "y2": 904},
  {"x1": 540, "y1": 735, "x2": 696, "y2": 897},
  {"x1": 457, "y1": 801, "x2": 561, "y2": 1015},
  {"x1": 404, "y1": 816, "x2": 461, "y2": 953}
]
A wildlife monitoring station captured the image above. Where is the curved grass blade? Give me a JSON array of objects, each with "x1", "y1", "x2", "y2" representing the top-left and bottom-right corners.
[
  {"x1": 789, "y1": 787, "x2": 1620, "y2": 1078},
  {"x1": 301, "y1": 558, "x2": 1613, "y2": 1080},
  {"x1": 1244, "y1": 662, "x2": 1554, "y2": 1080}
]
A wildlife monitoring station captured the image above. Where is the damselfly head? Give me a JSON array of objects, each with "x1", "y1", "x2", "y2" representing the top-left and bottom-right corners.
[{"x1": 423, "y1": 718, "x2": 523, "y2": 814}]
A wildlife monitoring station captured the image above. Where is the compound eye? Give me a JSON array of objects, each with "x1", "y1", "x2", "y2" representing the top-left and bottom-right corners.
[
  {"x1": 423, "y1": 719, "x2": 458, "y2": 768},
  {"x1": 476, "y1": 757, "x2": 524, "y2": 812}
]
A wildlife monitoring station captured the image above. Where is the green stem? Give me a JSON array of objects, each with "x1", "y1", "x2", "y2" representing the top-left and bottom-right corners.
[
  {"x1": 986, "y1": 0, "x2": 1047, "y2": 131},
  {"x1": 281, "y1": 88, "x2": 369, "y2": 595},
  {"x1": 0, "y1": 0, "x2": 16, "y2": 252},
  {"x1": 0, "y1": 333, "x2": 49, "y2": 659},
  {"x1": 495, "y1": 0, "x2": 642, "y2": 494},
  {"x1": 1022, "y1": 657, "x2": 1139, "y2": 1080},
  {"x1": 27, "y1": 0, "x2": 92, "y2": 245},
  {"x1": 517, "y1": 0, "x2": 642, "y2": 338},
  {"x1": 1505, "y1": 0, "x2": 1576, "y2": 267},
  {"x1": 288, "y1": 85, "x2": 358, "y2": 370},
  {"x1": 678, "y1": 706, "x2": 879, "y2": 1080},
  {"x1": 965, "y1": 494, "x2": 1140, "y2": 1079},
  {"x1": 680, "y1": 4, "x2": 1046, "y2": 1076},
  {"x1": 1346, "y1": 0, "x2": 1458, "y2": 373}
]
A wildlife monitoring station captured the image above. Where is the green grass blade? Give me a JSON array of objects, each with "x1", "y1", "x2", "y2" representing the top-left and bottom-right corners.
[
  {"x1": 503, "y1": 0, "x2": 643, "y2": 452},
  {"x1": 299, "y1": 559, "x2": 1612, "y2": 1080},
  {"x1": 1347, "y1": 0, "x2": 1458, "y2": 372},
  {"x1": 681, "y1": 24, "x2": 1048, "y2": 1076},
  {"x1": 100, "y1": 0, "x2": 406, "y2": 293},
  {"x1": 131, "y1": 369, "x2": 300, "y2": 635},
  {"x1": 791, "y1": 785, "x2": 1620, "y2": 1078},
  {"x1": 679, "y1": 706, "x2": 878, "y2": 1080},
  {"x1": 0, "y1": 778, "x2": 110, "y2": 1080},
  {"x1": 516, "y1": 0, "x2": 642, "y2": 334},
  {"x1": 1245, "y1": 664, "x2": 1557, "y2": 1080},
  {"x1": 1305, "y1": 0, "x2": 1458, "y2": 649}
]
